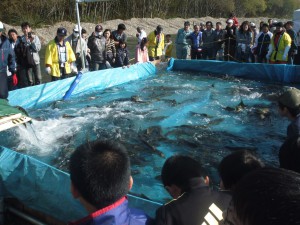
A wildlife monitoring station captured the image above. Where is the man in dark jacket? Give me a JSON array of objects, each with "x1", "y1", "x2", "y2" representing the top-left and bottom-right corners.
[
  {"x1": 285, "y1": 21, "x2": 298, "y2": 64},
  {"x1": 87, "y1": 25, "x2": 106, "y2": 71},
  {"x1": 0, "y1": 21, "x2": 17, "y2": 99},
  {"x1": 202, "y1": 21, "x2": 217, "y2": 60},
  {"x1": 154, "y1": 155, "x2": 231, "y2": 225},
  {"x1": 214, "y1": 22, "x2": 226, "y2": 60},
  {"x1": 69, "y1": 140, "x2": 152, "y2": 225}
]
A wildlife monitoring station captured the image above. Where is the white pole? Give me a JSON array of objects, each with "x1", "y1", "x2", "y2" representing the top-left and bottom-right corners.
[{"x1": 76, "y1": 0, "x2": 86, "y2": 71}]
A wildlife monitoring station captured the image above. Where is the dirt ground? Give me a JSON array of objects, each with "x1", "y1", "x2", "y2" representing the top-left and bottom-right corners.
[{"x1": 3, "y1": 17, "x2": 286, "y2": 45}]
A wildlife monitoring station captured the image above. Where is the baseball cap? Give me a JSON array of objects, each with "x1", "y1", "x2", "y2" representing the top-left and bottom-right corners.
[
  {"x1": 278, "y1": 88, "x2": 300, "y2": 109},
  {"x1": 95, "y1": 24, "x2": 103, "y2": 32},
  {"x1": 227, "y1": 19, "x2": 233, "y2": 24},
  {"x1": 57, "y1": 27, "x2": 67, "y2": 36},
  {"x1": 250, "y1": 22, "x2": 256, "y2": 27},
  {"x1": 0, "y1": 21, "x2": 4, "y2": 32}
]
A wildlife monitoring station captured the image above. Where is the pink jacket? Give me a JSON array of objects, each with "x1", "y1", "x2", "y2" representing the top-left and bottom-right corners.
[{"x1": 135, "y1": 45, "x2": 149, "y2": 63}]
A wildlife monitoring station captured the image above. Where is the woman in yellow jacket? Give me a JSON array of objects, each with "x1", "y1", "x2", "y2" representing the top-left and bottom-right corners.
[
  {"x1": 147, "y1": 25, "x2": 164, "y2": 61},
  {"x1": 266, "y1": 22, "x2": 292, "y2": 64},
  {"x1": 45, "y1": 27, "x2": 76, "y2": 81}
]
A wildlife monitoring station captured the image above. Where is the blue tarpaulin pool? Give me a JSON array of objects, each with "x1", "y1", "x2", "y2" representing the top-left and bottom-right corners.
[{"x1": 0, "y1": 59, "x2": 299, "y2": 222}]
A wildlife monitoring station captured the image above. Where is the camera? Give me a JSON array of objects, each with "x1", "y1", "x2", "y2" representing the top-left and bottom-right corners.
[{"x1": 28, "y1": 32, "x2": 32, "y2": 38}]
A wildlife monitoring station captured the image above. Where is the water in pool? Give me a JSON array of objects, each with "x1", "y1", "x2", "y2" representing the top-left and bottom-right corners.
[{"x1": 0, "y1": 70, "x2": 294, "y2": 202}]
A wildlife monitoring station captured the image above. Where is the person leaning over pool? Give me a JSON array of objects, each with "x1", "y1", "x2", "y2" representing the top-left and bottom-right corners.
[
  {"x1": 218, "y1": 150, "x2": 264, "y2": 192},
  {"x1": 224, "y1": 167, "x2": 300, "y2": 225},
  {"x1": 154, "y1": 155, "x2": 231, "y2": 225},
  {"x1": 68, "y1": 140, "x2": 153, "y2": 225},
  {"x1": 278, "y1": 88, "x2": 300, "y2": 140},
  {"x1": 277, "y1": 88, "x2": 300, "y2": 173}
]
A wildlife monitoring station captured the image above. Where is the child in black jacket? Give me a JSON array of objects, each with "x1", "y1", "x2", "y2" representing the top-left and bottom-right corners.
[{"x1": 115, "y1": 40, "x2": 130, "y2": 68}]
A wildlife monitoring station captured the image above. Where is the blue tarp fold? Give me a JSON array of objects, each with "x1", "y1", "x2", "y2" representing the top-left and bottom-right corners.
[
  {"x1": 8, "y1": 62, "x2": 157, "y2": 109},
  {"x1": 167, "y1": 58, "x2": 300, "y2": 83}
]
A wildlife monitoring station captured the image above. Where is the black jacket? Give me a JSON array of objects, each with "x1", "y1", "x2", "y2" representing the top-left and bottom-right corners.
[
  {"x1": 87, "y1": 35, "x2": 106, "y2": 63},
  {"x1": 115, "y1": 48, "x2": 129, "y2": 67},
  {"x1": 154, "y1": 178, "x2": 231, "y2": 225}
]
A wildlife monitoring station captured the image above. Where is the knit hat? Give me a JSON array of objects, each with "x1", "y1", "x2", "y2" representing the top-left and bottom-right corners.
[
  {"x1": 0, "y1": 21, "x2": 4, "y2": 32},
  {"x1": 278, "y1": 88, "x2": 300, "y2": 109}
]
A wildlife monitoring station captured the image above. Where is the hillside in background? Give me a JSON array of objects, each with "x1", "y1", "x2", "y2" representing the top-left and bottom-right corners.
[{"x1": 0, "y1": 0, "x2": 298, "y2": 26}]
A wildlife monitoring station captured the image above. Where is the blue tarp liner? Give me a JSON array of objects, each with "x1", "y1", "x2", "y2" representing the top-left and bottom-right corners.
[
  {"x1": 0, "y1": 147, "x2": 161, "y2": 222},
  {"x1": 167, "y1": 58, "x2": 300, "y2": 83},
  {"x1": 1, "y1": 59, "x2": 298, "y2": 222},
  {"x1": 8, "y1": 62, "x2": 157, "y2": 109}
]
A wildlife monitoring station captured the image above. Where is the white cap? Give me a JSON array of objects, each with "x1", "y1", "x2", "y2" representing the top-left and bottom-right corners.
[
  {"x1": 0, "y1": 21, "x2": 4, "y2": 31},
  {"x1": 73, "y1": 24, "x2": 82, "y2": 32},
  {"x1": 227, "y1": 19, "x2": 233, "y2": 24},
  {"x1": 250, "y1": 22, "x2": 256, "y2": 27},
  {"x1": 273, "y1": 20, "x2": 278, "y2": 23}
]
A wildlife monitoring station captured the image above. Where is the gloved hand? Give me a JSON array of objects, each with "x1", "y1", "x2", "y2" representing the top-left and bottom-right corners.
[
  {"x1": 45, "y1": 67, "x2": 51, "y2": 75},
  {"x1": 12, "y1": 74, "x2": 18, "y2": 86}
]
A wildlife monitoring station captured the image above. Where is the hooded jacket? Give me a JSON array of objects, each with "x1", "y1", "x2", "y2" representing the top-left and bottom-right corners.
[{"x1": 0, "y1": 35, "x2": 16, "y2": 74}]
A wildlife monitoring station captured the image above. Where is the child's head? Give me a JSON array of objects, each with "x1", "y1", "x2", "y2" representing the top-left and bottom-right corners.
[
  {"x1": 166, "y1": 34, "x2": 171, "y2": 42},
  {"x1": 218, "y1": 150, "x2": 264, "y2": 190},
  {"x1": 278, "y1": 88, "x2": 300, "y2": 118},
  {"x1": 161, "y1": 155, "x2": 208, "y2": 198},
  {"x1": 69, "y1": 140, "x2": 132, "y2": 209},
  {"x1": 119, "y1": 40, "x2": 127, "y2": 48}
]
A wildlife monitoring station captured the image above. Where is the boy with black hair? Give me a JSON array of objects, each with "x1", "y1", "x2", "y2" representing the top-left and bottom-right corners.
[
  {"x1": 218, "y1": 150, "x2": 264, "y2": 191},
  {"x1": 69, "y1": 140, "x2": 151, "y2": 225},
  {"x1": 154, "y1": 155, "x2": 231, "y2": 225},
  {"x1": 112, "y1": 23, "x2": 127, "y2": 48},
  {"x1": 225, "y1": 168, "x2": 300, "y2": 225}
]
